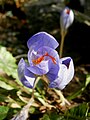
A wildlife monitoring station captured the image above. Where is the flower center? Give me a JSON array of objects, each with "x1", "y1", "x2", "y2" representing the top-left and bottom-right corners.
[{"x1": 32, "y1": 52, "x2": 56, "y2": 65}]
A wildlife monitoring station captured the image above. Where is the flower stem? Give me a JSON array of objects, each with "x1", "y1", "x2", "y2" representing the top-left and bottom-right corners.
[
  {"x1": 31, "y1": 76, "x2": 41, "y2": 98},
  {"x1": 59, "y1": 30, "x2": 67, "y2": 58},
  {"x1": 11, "y1": 77, "x2": 41, "y2": 120},
  {"x1": 23, "y1": 77, "x2": 41, "y2": 110}
]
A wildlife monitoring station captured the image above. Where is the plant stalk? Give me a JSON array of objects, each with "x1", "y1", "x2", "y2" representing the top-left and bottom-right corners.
[{"x1": 59, "y1": 30, "x2": 67, "y2": 58}]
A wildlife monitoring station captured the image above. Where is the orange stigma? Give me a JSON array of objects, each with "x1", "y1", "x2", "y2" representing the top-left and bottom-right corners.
[{"x1": 32, "y1": 52, "x2": 56, "y2": 65}]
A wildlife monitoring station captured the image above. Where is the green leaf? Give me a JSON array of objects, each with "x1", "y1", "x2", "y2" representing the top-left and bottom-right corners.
[
  {"x1": 67, "y1": 87, "x2": 84, "y2": 100},
  {"x1": 41, "y1": 114, "x2": 50, "y2": 120},
  {"x1": 0, "y1": 81, "x2": 14, "y2": 90},
  {"x1": 49, "y1": 112, "x2": 64, "y2": 120},
  {"x1": 85, "y1": 75, "x2": 90, "y2": 87},
  {"x1": 41, "y1": 103, "x2": 90, "y2": 120},
  {"x1": 0, "y1": 106, "x2": 9, "y2": 120},
  {"x1": 0, "y1": 76, "x2": 19, "y2": 90},
  {"x1": 41, "y1": 112, "x2": 68, "y2": 120},
  {"x1": 0, "y1": 46, "x2": 18, "y2": 79},
  {"x1": 0, "y1": 94, "x2": 7, "y2": 102},
  {"x1": 65, "y1": 103, "x2": 89, "y2": 120},
  {"x1": 67, "y1": 74, "x2": 90, "y2": 100}
]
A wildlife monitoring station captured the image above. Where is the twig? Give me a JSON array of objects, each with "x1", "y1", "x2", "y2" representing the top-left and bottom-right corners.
[{"x1": 15, "y1": 54, "x2": 27, "y2": 59}]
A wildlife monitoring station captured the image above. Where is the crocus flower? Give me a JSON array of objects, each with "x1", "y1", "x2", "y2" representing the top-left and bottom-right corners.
[
  {"x1": 18, "y1": 32, "x2": 74, "y2": 89},
  {"x1": 60, "y1": 7, "x2": 74, "y2": 31},
  {"x1": 18, "y1": 32, "x2": 59, "y2": 88}
]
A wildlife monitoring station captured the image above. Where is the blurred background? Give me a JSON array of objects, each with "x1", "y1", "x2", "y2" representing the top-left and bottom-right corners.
[
  {"x1": 0, "y1": 0, "x2": 90, "y2": 120},
  {"x1": 0, "y1": 0, "x2": 90, "y2": 64}
]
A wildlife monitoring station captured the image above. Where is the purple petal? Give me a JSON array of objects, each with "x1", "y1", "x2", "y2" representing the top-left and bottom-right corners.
[
  {"x1": 27, "y1": 60, "x2": 49, "y2": 75},
  {"x1": 24, "y1": 67, "x2": 36, "y2": 88},
  {"x1": 49, "y1": 64, "x2": 67, "y2": 89},
  {"x1": 46, "y1": 63, "x2": 59, "y2": 82},
  {"x1": 49, "y1": 57, "x2": 74, "y2": 90},
  {"x1": 37, "y1": 46, "x2": 60, "y2": 64},
  {"x1": 18, "y1": 58, "x2": 26, "y2": 80},
  {"x1": 27, "y1": 32, "x2": 59, "y2": 50},
  {"x1": 28, "y1": 49, "x2": 37, "y2": 65},
  {"x1": 62, "y1": 57, "x2": 71, "y2": 68},
  {"x1": 61, "y1": 57, "x2": 74, "y2": 85},
  {"x1": 18, "y1": 58, "x2": 36, "y2": 88}
]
